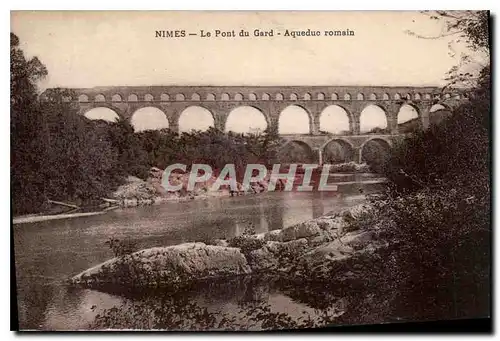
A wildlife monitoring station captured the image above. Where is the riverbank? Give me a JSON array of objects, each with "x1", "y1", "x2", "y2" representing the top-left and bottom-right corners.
[
  {"x1": 112, "y1": 163, "x2": 384, "y2": 209},
  {"x1": 69, "y1": 202, "x2": 387, "y2": 290},
  {"x1": 12, "y1": 163, "x2": 381, "y2": 223}
]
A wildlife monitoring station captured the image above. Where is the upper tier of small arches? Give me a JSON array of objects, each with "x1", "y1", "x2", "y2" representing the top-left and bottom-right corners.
[{"x1": 72, "y1": 91, "x2": 464, "y2": 103}]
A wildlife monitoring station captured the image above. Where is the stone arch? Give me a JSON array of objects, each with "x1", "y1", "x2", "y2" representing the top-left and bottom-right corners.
[
  {"x1": 221, "y1": 93, "x2": 230, "y2": 101},
  {"x1": 248, "y1": 93, "x2": 257, "y2": 101},
  {"x1": 39, "y1": 92, "x2": 48, "y2": 101},
  {"x1": 317, "y1": 92, "x2": 325, "y2": 100},
  {"x1": 160, "y1": 93, "x2": 170, "y2": 101},
  {"x1": 83, "y1": 106, "x2": 120, "y2": 122},
  {"x1": 290, "y1": 93, "x2": 299, "y2": 101},
  {"x1": 78, "y1": 94, "x2": 89, "y2": 102},
  {"x1": 262, "y1": 93, "x2": 270, "y2": 100},
  {"x1": 144, "y1": 93, "x2": 154, "y2": 102},
  {"x1": 322, "y1": 138, "x2": 355, "y2": 163},
  {"x1": 278, "y1": 140, "x2": 315, "y2": 164},
  {"x1": 175, "y1": 93, "x2": 185, "y2": 101},
  {"x1": 276, "y1": 93, "x2": 284, "y2": 101},
  {"x1": 424, "y1": 94, "x2": 432, "y2": 100},
  {"x1": 278, "y1": 105, "x2": 312, "y2": 134},
  {"x1": 394, "y1": 93, "x2": 401, "y2": 100},
  {"x1": 359, "y1": 104, "x2": 388, "y2": 134},
  {"x1": 414, "y1": 93, "x2": 421, "y2": 100},
  {"x1": 128, "y1": 94, "x2": 138, "y2": 102},
  {"x1": 234, "y1": 93, "x2": 244, "y2": 101},
  {"x1": 405, "y1": 93, "x2": 412, "y2": 100},
  {"x1": 344, "y1": 93, "x2": 351, "y2": 101},
  {"x1": 430, "y1": 103, "x2": 449, "y2": 112},
  {"x1": 178, "y1": 106, "x2": 215, "y2": 132},
  {"x1": 331, "y1": 93, "x2": 338, "y2": 100},
  {"x1": 94, "y1": 94, "x2": 106, "y2": 102},
  {"x1": 382, "y1": 93, "x2": 390, "y2": 100},
  {"x1": 111, "y1": 94, "x2": 122, "y2": 102},
  {"x1": 206, "y1": 93, "x2": 216, "y2": 101},
  {"x1": 225, "y1": 106, "x2": 268, "y2": 133},
  {"x1": 397, "y1": 104, "x2": 421, "y2": 133},
  {"x1": 357, "y1": 93, "x2": 364, "y2": 100},
  {"x1": 303, "y1": 93, "x2": 312, "y2": 101},
  {"x1": 369, "y1": 93, "x2": 377, "y2": 100},
  {"x1": 360, "y1": 137, "x2": 392, "y2": 169},
  {"x1": 319, "y1": 105, "x2": 352, "y2": 135},
  {"x1": 130, "y1": 106, "x2": 169, "y2": 132},
  {"x1": 429, "y1": 103, "x2": 452, "y2": 126},
  {"x1": 191, "y1": 93, "x2": 201, "y2": 101}
]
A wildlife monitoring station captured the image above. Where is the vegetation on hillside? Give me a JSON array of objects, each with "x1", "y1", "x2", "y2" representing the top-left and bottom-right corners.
[
  {"x1": 354, "y1": 10, "x2": 491, "y2": 320},
  {"x1": 11, "y1": 34, "x2": 284, "y2": 215}
]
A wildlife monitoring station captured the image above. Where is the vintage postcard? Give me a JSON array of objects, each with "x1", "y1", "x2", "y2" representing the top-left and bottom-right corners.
[{"x1": 11, "y1": 11, "x2": 491, "y2": 331}]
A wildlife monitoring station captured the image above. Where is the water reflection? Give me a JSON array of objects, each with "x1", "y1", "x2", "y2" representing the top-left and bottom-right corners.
[{"x1": 88, "y1": 275, "x2": 348, "y2": 331}]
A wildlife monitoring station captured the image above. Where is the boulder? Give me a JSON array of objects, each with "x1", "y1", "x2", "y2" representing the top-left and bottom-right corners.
[
  {"x1": 344, "y1": 230, "x2": 376, "y2": 250},
  {"x1": 70, "y1": 242, "x2": 252, "y2": 288},
  {"x1": 296, "y1": 230, "x2": 378, "y2": 278},
  {"x1": 113, "y1": 178, "x2": 158, "y2": 201},
  {"x1": 263, "y1": 241, "x2": 280, "y2": 253},
  {"x1": 126, "y1": 175, "x2": 144, "y2": 183},
  {"x1": 263, "y1": 229, "x2": 283, "y2": 242},
  {"x1": 281, "y1": 220, "x2": 322, "y2": 242},
  {"x1": 274, "y1": 238, "x2": 309, "y2": 259},
  {"x1": 213, "y1": 239, "x2": 229, "y2": 247},
  {"x1": 247, "y1": 248, "x2": 279, "y2": 272},
  {"x1": 308, "y1": 230, "x2": 335, "y2": 246},
  {"x1": 315, "y1": 216, "x2": 344, "y2": 231}
]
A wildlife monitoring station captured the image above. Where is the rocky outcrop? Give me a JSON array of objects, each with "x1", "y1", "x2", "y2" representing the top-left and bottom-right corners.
[
  {"x1": 70, "y1": 204, "x2": 384, "y2": 290},
  {"x1": 329, "y1": 162, "x2": 371, "y2": 173},
  {"x1": 112, "y1": 167, "x2": 295, "y2": 208},
  {"x1": 112, "y1": 169, "x2": 252, "y2": 208},
  {"x1": 70, "y1": 243, "x2": 252, "y2": 288}
]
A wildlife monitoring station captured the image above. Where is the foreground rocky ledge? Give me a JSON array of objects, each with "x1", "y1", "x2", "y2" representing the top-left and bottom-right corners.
[{"x1": 70, "y1": 204, "x2": 387, "y2": 290}]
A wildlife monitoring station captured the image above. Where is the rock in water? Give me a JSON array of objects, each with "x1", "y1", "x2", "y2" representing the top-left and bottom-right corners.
[{"x1": 70, "y1": 242, "x2": 252, "y2": 289}]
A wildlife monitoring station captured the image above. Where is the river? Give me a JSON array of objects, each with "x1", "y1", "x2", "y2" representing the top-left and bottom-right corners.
[{"x1": 14, "y1": 179, "x2": 389, "y2": 330}]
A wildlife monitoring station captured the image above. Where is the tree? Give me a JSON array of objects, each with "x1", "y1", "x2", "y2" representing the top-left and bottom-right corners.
[
  {"x1": 376, "y1": 12, "x2": 491, "y2": 317},
  {"x1": 11, "y1": 34, "x2": 126, "y2": 213},
  {"x1": 387, "y1": 11, "x2": 490, "y2": 193},
  {"x1": 39, "y1": 89, "x2": 121, "y2": 204},
  {"x1": 106, "y1": 117, "x2": 149, "y2": 179},
  {"x1": 406, "y1": 11, "x2": 490, "y2": 89},
  {"x1": 11, "y1": 33, "x2": 48, "y2": 214}
]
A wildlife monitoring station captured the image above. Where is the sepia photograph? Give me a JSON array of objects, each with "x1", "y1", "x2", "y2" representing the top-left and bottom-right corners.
[{"x1": 10, "y1": 10, "x2": 491, "y2": 331}]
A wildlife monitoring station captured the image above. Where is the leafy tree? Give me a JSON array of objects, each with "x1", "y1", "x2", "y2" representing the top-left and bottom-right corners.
[
  {"x1": 11, "y1": 34, "x2": 125, "y2": 213},
  {"x1": 106, "y1": 117, "x2": 150, "y2": 179},
  {"x1": 406, "y1": 10, "x2": 490, "y2": 88},
  {"x1": 372, "y1": 11, "x2": 491, "y2": 319},
  {"x1": 11, "y1": 33, "x2": 48, "y2": 214}
]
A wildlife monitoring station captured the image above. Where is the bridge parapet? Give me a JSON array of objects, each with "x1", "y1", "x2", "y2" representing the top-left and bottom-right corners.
[{"x1": 44, "y1": 85, "x2": 467, "y2": 103}]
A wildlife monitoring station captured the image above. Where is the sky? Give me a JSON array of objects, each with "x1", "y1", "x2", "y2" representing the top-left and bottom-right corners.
[{"x1": 11, "y1": 11, "x2": 474, "y2": 132}]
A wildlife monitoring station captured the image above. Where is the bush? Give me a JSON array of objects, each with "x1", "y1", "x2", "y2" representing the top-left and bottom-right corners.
[
  {"x1": 383, "y1": 90, "x2": 489, "y2": 197},
  {"x1": 227, "y1": 236, "x2": 266, "y2": 256},
  {"x1": 348, "y1": 68, "x2": 492, "y2": 319},
  {"x1": 105, "y1": 238, "x2": 139, "y2": 257}
]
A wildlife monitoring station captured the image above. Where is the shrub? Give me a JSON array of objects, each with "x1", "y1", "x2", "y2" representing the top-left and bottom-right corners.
[
  {"x1": 227, "y1": 236, "x2": 266, "y2": 256},
  {"x1": 105, "y1": 238, "x2": 139, "y2": 257}
]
